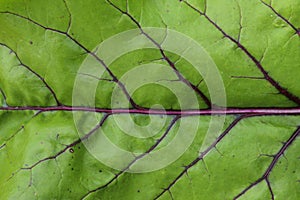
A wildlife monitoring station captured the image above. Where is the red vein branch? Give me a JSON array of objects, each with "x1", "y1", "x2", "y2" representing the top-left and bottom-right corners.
[
  {"x1": 233, "y1": 126, "x2": 300, "y2": 199},
  {"x1": 260, "y1": 0, "x2": 299, "y2": 35},
  {"x1": 81, "y1": 116, "x2": 181, "y2": 199},
  {"x1": 0, "y1": 43, "x2": 62, "y2": 106},
  {"x1": 154, "y1": 114, "x2": 251, "y2": 199},
  {"x1": 0, "y1": 11, "x2": 140, "y2": 109},
  {"x1": 21, "y1": 114, "x2": 110, "y2": 170},
  {"x1": 106, "y1": 0, "x2": 212, "y2": 108},
  {"x1": 183, "y1": 1, "x2": 300, "y2": 105}
]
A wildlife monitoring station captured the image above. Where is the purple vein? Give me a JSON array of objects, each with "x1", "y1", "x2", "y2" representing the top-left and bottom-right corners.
[
  {"x1": 0, "y1": 11, "x2": 140, "y2": 109},
  {"x1": 266, "y1": 178, "x2": 275, "y2": 200},
  {"x1": 183, "y1": 1, "x2": 300, "y2": 105},
  {"x1": 106, "y1": 0, "x2": 212, "y2": 108},
  {"x1": 233, "y1": 126, "x2": 300, "y2": 199},
  {"x1": 231, "y1": 75, "x2": 265, "y2": 80},
  {"x1": 0, "y1": 43, "x2": 61, "y2": 106},
  {"x1": 2, "y1": 106, "x2": 300, "y2": 116},
  {"x1": 154, "y1": 114, "x2": 250, "y2": 199},
  {"x1": 81, "y1": 116, "x2": 180, "y2": 199},
  {"x1": 261, "y1": 0, "x2": 299, "y2": 35}
]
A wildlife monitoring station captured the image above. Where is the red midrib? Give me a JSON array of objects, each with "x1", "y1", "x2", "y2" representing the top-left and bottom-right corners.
[{"x1": 1, "y1": 106, "x2": 300, "y2": 115}]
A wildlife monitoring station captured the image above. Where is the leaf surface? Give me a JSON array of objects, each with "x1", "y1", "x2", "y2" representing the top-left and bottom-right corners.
[{"x1": 0, "y1": 0, "x2": 299, "y2": 199}]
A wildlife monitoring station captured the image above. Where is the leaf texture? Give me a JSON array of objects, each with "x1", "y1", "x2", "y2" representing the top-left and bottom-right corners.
[{"x1": 0, "y1": 0, "x2": 299, "y2": 199}]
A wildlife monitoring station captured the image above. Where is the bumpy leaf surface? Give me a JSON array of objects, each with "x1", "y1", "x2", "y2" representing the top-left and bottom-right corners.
[{"x1": 0, "y1": 0, "x2": 299, "y2": 199}]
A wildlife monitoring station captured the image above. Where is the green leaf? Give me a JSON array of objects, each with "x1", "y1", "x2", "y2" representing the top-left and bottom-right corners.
[{"x1": 0, "y1": 0, "x2": 299, "y2": 199}]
